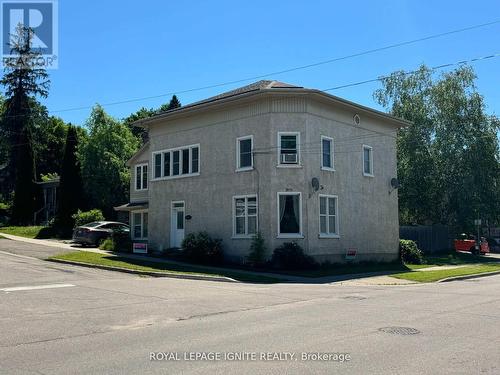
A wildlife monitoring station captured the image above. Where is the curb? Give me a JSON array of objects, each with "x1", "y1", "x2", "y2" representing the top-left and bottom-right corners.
[
  {"x1": 438, "y1": 270, "x2": 500, "y2": 283},
  {"x1": 46, "y1": 258, "x2": 238, "y2": 283}
]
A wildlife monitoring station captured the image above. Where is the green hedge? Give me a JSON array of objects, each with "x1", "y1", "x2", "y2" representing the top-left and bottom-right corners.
[{"x1": 399, "y1": 239, "x2": 424, "y2": 264}]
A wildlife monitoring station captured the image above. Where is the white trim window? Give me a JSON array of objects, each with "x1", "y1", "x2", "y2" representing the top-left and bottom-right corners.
[
  {"x1": 132, "y1": 211, "x2": 148, "y2": 239},
  {"x1": 277, "y1": 132, "x2": 300, "y2": 166},
  {"x1": 321, "y1": 136, "x2": 334, "y2": 171},
  {"x1": 152, "y1": 144, "x2": 200, "y2": 180},
  {"x1": 277, "y1": 192, "x2": 302, "y2": 238},
  {"x1": 362, "y1": 145, "x2": 374, "y2": 176},
  {"x1": 236, "y1": 135, "x2": 253, "y2": 171},
  {"x1": 135, "y1": 163, "x2": 148, "y2": 191},
  {"x1": 233, "y1": 195, "x2": 258, "y2": 237},
  {"x1": 319, "y1": 195, "x2": 339, "y2": 238}
]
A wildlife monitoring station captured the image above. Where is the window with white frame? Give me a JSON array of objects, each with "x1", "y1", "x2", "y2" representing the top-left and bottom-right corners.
[
  {"x1": 233, "y1": 195, "x2": 257, "y2": 237},
  {"x1": 152, "y1": 144, "x2": 200, "y2": 179},
  {"x1": 362, "y1": 145, "x2": 373, "y2": 176},
  {"x1": 278, "y1": 192, "x2": 302, "y2": 237},
  {"x1": 321, "y1": 136, "x2": 334, "y2": 170},
  {"x1": 319, "y1": 195, "x2": 338, "y2": 237},
  {"x1": 278, "y1": 132, "x2": 300, "y2": 165},
  {"x1": 132, "y1": 211, "x2": 148, "y2": 239},
  {"x1": 236, "y1": 135, "x2": 253, "y2": 171},
  {"x1": 135, "y1": 164, "x2": 148, "y2": 190}
]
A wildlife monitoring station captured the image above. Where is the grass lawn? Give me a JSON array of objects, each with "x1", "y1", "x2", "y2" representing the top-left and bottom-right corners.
[
  {"x1": 49, "y1": 251, "x2": 283, "y2": 283},
  {"x1": 425, "y1": 251, "x2": 500, "y2": 265},
  {"x1": 0, "y1": 226, "x2": 49, "y2": 239},
  {"x1": 279, "y1": 262, "x2": 411, "y2": 278},
  {"x1": 395, "y1": 250, "x2": 500, "y2": 282},
  {"x1": 392, "y1": 264, "x2": 500, "y2": 282}
]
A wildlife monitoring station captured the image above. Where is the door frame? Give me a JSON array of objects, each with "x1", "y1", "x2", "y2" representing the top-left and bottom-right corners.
[{"x1": 170, "y1": 200, "x2": 185, "y2": 248}]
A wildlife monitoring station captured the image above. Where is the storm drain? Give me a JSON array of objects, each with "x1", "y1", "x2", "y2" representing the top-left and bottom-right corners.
[{"x1": 378, "y1": 327, "x2": 421, "y2": 335}]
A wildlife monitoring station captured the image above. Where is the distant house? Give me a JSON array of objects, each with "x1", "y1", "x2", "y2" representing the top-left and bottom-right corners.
[
  {"x1": 115, "y1": 80, "x2": 408, "y2": 263},
  {"x1": 35, "y1": 177, "x2": 59, "y2": 225}
]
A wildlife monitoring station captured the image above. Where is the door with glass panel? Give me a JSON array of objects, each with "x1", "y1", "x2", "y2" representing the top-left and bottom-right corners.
[{"x1": 170, "y1": 201, "x2": 185, "y2": 248}]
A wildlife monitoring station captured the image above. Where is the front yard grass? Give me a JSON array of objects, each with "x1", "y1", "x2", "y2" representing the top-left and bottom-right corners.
[
  {"x1": 392, "y1": 264, "x2": 500, "y2": 282},
  {"x1": 49, "y1": 251, "x2": 283, "y2": 283},
  {"x1": 279, "y1": 261, "x2": 411, "y2": 278},
  {"x1": 395, "y1": 250, "x2": 500, "y2": 282},
  {"x1": 424, "y1": 250, "x2": 500, "y2": 265},
  {"x1": 0, "y1": 226, "x2": 49, "y2": 239}
]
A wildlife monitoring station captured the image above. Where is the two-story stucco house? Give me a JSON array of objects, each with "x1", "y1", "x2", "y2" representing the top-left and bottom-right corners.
[{"x1": 115, "y1": 80, "x2": 409, "y2": 263}]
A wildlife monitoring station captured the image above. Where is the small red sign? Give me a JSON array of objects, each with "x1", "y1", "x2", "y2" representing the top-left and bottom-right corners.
[
  {"x1": 133, "y1": 242, "x2": 148, "y2": 254},
  {"x1": 346, "y1": 248, "x2": 357, "y2": 260}
]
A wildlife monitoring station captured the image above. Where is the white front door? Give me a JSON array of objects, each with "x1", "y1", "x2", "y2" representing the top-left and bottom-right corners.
[{"x1": 171, "y1": 201, "x2": 185, "y2": 248}]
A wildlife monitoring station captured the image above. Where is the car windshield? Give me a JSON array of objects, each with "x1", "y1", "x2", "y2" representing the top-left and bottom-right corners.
[{"x1": 83, "y1": 222, "x2": 103, "y2": 228}]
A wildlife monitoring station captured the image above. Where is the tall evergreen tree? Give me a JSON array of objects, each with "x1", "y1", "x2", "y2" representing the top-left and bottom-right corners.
[
  {"x1": 0, "y1": 25, "x2": 50, "y2": 223},
  {"x1": 10, "y1": 126, "x2": 36, "y2": 224},
  {"x1": 159, "y1": 95, "x2": 181, "y2": 112},
  {"x1": 56, "y1": 126, "x2": 84, "y2": 236}
]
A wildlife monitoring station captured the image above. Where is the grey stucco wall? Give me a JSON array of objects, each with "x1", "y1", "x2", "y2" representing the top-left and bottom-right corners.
[
  {"x1": 129, "y1": 145, "x2": 149, "y2": 203},
  {"x1": 136, "y1": 95, "x2": 399, "y2": 263}
]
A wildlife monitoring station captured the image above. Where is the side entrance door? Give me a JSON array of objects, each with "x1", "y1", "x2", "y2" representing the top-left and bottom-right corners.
[{"x1": 171, "y1": 201, "x2": 185, "y2": 248}]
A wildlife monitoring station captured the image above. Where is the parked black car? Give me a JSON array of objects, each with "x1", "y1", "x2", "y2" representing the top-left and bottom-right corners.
[{"x1": 72, "y1": 221, "x2": 130, "y2": 247}]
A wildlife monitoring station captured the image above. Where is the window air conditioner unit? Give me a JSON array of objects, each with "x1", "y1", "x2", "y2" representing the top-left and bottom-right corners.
[{"x1": 281, "y1": 153, "x2": 298, "y2": 164}]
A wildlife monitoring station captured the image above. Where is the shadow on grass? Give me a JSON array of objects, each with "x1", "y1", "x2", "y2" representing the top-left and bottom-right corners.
[
  {"x1": 425, "y1": 250, "x2": 500, "y2": 266},
  {"x1": 108, "y1": 253, "x2": 413, "y2": 284}
]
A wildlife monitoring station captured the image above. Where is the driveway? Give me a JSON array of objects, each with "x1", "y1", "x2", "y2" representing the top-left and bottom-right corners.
[{"x1": 1, "y1": 240, "x2": 500, "y2": 374}]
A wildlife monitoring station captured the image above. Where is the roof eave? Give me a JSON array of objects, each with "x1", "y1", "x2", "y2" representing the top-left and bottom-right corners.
[{"x1": 133, "y1": 87, "x2": 411, "y2": 129}]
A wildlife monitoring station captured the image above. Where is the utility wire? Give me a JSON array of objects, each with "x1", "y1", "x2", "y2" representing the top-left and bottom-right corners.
[
  {"x1": 322, "y1": 52, "x2": 500, "y2": 92},
  {"x1": 47, "y1": 19, "x2": 500, "y2": 114}
]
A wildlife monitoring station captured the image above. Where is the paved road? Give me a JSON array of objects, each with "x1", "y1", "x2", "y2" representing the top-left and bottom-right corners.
[{"x1": 1, "y1": 240, "x2": 500, "y2": 374}]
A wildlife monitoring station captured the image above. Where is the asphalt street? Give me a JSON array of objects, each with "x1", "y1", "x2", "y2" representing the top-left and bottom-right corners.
[{"x1": 1, "y1": 238, "x2": 500, "y2": 374}]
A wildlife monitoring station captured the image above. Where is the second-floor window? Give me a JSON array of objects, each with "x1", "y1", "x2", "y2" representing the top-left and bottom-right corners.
[
  {"x1": 321, "y1": 136, "x2": 334, "y2": 170},
  {"x1": 135, "y1": 164, "x2": 148, "y2": 190},
  {"x1": 236, "y1": 135, "x2": 253, "y2": 171},
  {"x1": 278, "y1": 132, "x2": 300, "y2": 165},
  {"x1": 152, "y1": 144, "x2": 200, "y2": 180},
  {"x1": 363, "y1": 145, "x2": 373, "y2": 176}
]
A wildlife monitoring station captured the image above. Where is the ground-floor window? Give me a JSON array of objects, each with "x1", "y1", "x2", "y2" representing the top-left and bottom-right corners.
[
  {"x1": 233, "y1": 195, "x2": 258, "y2": 237},
  {"x1": 132, "y1": 211, "x2": 148, "y2": 239},
  {"x1": 319, "y1": 195, "x2": 338, "y2": 237},
  {"x1": 278, "y1": 192, "x2": 302, "y2": 237}
]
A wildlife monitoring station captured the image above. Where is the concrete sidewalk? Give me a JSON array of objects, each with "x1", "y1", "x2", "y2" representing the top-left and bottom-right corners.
[{"x1": 0, "y1": 232, "x2": 416, "y2": 285}]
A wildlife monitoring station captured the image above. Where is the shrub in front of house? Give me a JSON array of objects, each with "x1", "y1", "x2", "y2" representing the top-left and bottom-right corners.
[
  {"x1": 98, "y1": 229, "x2": 132, "y2": 252},
  {"x1": 246, "y1": 231, "x2": 267, "y2": 267},
  {"x1": 72, "y1": 209, "x2": 105, "y2": 227},
  {"x1": 270, "y1": 242, "x2": 319, "y2": 270},
  {"x1": 99, "y1": 238, "x2": 115, "y2": 251},
  {"x1": 181, "y1": 231, "x2": 224, "y2": 265},
  {"x1": 399, "y1": 239, "x2": 424, "y2": 264}
]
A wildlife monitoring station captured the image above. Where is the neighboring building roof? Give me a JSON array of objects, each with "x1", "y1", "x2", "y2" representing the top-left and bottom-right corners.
[
  {"x1": 133, "y1": 79, "x2": 411, "y2": 128},
  {"x1": 114, "y1": 201, "x2": 149, "y2": 211},
  {"x1": 126, "y1": 141, "x2": 150, "y2": 167},
  {"x1": 36, "y1": 177, "x2": 60, "y2": 187}
]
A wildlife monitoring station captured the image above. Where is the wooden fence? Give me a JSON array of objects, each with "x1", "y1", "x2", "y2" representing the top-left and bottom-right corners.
[{"x1": 400, "y1": 225, "x2": 451, "y2": 254}]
